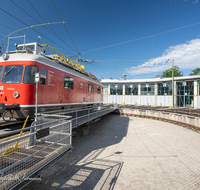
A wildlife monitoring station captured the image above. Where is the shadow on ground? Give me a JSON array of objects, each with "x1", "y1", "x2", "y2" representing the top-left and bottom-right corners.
[{"x1": 25, "y1": 113, "x2": 129, "y2": 190}]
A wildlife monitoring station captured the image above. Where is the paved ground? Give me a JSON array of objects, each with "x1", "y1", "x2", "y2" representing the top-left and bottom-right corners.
[{"x1": 25, "y1": 114, "x2": 200, "y2": 190}]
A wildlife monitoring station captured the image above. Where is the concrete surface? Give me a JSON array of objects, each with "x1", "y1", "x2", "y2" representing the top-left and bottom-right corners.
[
  {"x1": 121, "y1": 108, "x2": 200, "y2": 129},
  {"x1": 25, "y1": 114, "x2": 200, "y2": 190}
]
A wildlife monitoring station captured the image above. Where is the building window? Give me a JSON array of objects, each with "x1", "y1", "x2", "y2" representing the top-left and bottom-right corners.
[
  {"x1": 197, "y1": 80, "x2": 200, "y2": 95},
  {"x1": 97, "y1": 86, "x2": 101, "y2": 94},
  {"x1": 103, "y1": 84, "x2": 108, "y2": 95},
  {"x1": 176, "y1": 81, "x2": 194, "y2": 96},
  {"x1": 23, "y1": 66, "x2": 38, "y2": 84},
  {"x1": 64, "y1": 75, "x2": 74, "y2": 89},
  {"x1": 141, "y1": 84, "x2": 154, "y2": 95},
  {"x1": 125, "y1": 84, "x2": 138, "y2": 95},
  {"x1": 110, "y1": 84, "x2": 123, "y2": 95},
  {"x1": 2, "y1": 65, "x2": 23, "y2": 84},
  {"x1": 40, "y1": 68, "x2": 46, "y2": 85},
  {"x1": 157, "y1": 83, "x2": 172, "y2": 95}
]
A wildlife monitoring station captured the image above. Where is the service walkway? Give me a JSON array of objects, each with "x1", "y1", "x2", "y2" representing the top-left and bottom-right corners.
[{"x1": 25, "y1": 114, "x2": 200, "y2": 190}]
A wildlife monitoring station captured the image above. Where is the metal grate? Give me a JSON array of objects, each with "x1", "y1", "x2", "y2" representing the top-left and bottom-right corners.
[{"x1": 0, "y1": 116, "x2": 72, "y2": 190}]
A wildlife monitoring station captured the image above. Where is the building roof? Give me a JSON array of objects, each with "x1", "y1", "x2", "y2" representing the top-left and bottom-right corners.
[{"x1": 101, "y1": 75, "x2": 200, "y2": 84}]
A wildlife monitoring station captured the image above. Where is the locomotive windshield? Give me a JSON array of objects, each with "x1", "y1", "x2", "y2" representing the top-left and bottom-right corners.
[
  {"x1": 2, "y1": 66, "x2": 23, "y2": 83},
  {"x1": 23, "y1": 66, "x2": 38, "y2": 84}
]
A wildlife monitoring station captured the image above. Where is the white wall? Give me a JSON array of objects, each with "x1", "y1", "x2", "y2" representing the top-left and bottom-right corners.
[
  {"x1": 198, "y1": 96, "x2": 200, "y2": 108},
  {"x1": 110, "y1": 95, "x2": 123, "y2": 104},
  {"x1": 141, "y1": 96, "x2": 155, "y2": 106},
  {"x1": 103, "y1": 87, "x2": 108, "y2": 104},
  {"x1": 157, "y1": 96, "x2": 172, "y2": 107},
  {"x1": 124, "y1": 96, "x2": 138, "y2": 105}
]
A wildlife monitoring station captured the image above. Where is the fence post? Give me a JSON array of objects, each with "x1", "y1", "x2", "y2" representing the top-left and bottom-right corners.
[
  {"x1": 76, "y1": 111, "x2": 77, "y2": 126},
  {"x1": 70, "y1": 121, "x2": 72, "y2": 147},
  {"x1": 28, "y1": 121, "x2": 36, "y2": 146}
]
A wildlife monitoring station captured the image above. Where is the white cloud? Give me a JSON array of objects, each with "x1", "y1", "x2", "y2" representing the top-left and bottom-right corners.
[
  {"x1": 193, "y1": 0, "x2": 198, "y2": 3},
  {"x1": 126, "y1": 38, "x2": 200, "y2": 75}
]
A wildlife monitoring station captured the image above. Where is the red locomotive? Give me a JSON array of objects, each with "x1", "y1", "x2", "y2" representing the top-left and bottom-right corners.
[{"x1": 0, "y1": 41, "x2": 103, "y2": 120}]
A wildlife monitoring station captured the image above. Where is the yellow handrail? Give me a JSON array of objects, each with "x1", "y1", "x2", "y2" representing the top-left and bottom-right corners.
[
  {"x1": 41, "y1": 44, "x2": 85, "y2": 71},
  {"x1": 3, "y1": 115, "x2": 29, "y2": 156}
]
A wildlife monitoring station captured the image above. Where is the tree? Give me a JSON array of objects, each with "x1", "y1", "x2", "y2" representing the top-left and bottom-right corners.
[
  {"x1": 162, "y1": 65, "x2": 183, "y2": 78},
  {"x1": 189, "y1": 68, "x2": 200, "y2": 76}
]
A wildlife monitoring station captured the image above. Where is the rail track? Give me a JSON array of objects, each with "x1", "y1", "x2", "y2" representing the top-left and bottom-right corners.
[
  {"x1": 117, "y1": 105, "x2": 200, "y2": 133},
  {"x1": 118, "y1": 105, "x2": 200, "y2": 117},
  {"x1": 0, "y1": 119, "x2": 33, "y2": 139}
]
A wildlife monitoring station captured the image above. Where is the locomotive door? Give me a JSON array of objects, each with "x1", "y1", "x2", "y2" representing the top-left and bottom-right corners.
[{"x1": 87, "y1": 84, "x2": 94, "y2": 102}]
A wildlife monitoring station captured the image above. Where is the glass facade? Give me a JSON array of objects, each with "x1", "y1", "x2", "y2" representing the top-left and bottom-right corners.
[
  {"x1": 125, "y1": 84, "x2": 138, "y2": 95},
  {"x1": 157, "y1": 82, "x2": 172, "y2": 95},
  {"x1": 176, "y1": 81, "x2": 194, "y2": 95},
  {"x1": 176, "y1": 81, "x2": 194, "y2": 107},
  {"x1": 197, "y1": 80, "x2": 200, "y2": 95},
  {"x1": 103, "y1": 84, "x2": 108, "y2": 95},
  {"x1": 110, "y1": 84, "x2": 123, "y2": 95},
  {"x1": 102, "y1": 79, "x2": 200, "y2": 107},
  {"x1": 141, "y1": 84, "x2": 154, "y2": 95}
]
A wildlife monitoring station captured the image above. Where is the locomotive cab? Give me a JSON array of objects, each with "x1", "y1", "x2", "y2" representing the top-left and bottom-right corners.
[
  {"x1": 16, "y1": 42, "x2": 45, "y2": 55},
  {"x1": 0, "y1": 41, "x2": 43, "y2": 120}
]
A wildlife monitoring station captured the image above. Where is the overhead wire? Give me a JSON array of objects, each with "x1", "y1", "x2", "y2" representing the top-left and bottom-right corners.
[
  {"x1": 81, "y1": 21, "x2": 200, "y2": 54},
  {"x1": 86, "y1": 62, "x2": 123, "y2": 77},
  {"x1": 26, "y1": 0, "x2": 77, "y2": 55},
  {"x1": 9, "y1": 0, "x2": 76, "y2": 55},
  {"x1": 0, "y1": 23, "x2": 37, "y2": 42},
  {"x1": 84, "y1": 64, "x2": 102, "y2": 78},
  {"x1": 51, "y1": 0, "x2": 79, "y2": 53},
  {"x1": 89, "y1": 63, "x2": 124, "y2": 75},
  {"x1": 96, "y1": 59, "x2": 154, "y2": 75},
  {"x1": 85, "y1": 63, "x2": 115, "y2": 78},
  {"x1": 0, "y1": 7, "x2": 75, "y2": 55}
]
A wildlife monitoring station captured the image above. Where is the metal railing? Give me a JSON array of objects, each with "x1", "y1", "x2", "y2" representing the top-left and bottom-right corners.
[
  {"x1": 0, "y1": 104, "x2": 116, "y2": 189},
  {"x1": 38, "y1": 104, "x2": 117, "y2": 129},
  {"x1": 0, "y1": 115, "x2": 72, "y2": 190}
]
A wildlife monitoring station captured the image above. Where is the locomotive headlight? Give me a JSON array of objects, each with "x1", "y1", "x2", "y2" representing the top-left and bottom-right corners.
[{"x1": 13, "y1": 91, "x2": 19, "y2": 98}]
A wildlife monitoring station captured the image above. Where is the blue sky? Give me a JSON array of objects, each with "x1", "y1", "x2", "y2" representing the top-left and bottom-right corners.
[{"x1": 1, "y1": 0, "x2": 200, "y2": 79}]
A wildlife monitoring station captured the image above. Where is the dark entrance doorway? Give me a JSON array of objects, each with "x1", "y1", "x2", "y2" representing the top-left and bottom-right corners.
[{"x1": 176, "y1": 81, "x2": 194, "y2": 107}]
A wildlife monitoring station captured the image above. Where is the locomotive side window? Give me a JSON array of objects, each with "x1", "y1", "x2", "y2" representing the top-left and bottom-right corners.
[
  {"x1": 0, "y1": 66, "x2": 3, "y2": 81},
  {"x1": 64, "y1": 75, "x2": 74, "y2": 89},
  {"x1": 40, "y1": 68, "x2": 46, "y2": 85},
  {"x1": 23, "y1": 66, "x2": 38, "y2": 84},
  {"x1": 2, "y1": 65, "x2": 23, "y2": 83},
  {"x1": 97, "y1": 86, "x2": 101, "y2": 94}
]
